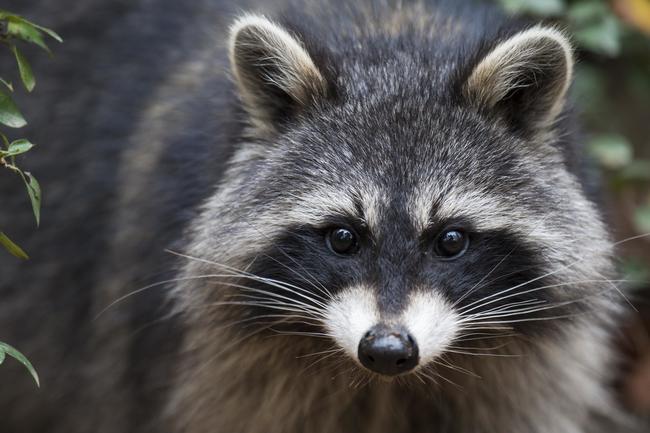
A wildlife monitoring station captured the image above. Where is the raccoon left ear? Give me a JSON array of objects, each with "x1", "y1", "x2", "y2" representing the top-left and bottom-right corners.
[
  {"x1": 229, "y1": 15, "x2": 328, "y2": 132},
  {"x1": 463, "y1": 26, "x2": 573, "y2": 135}
]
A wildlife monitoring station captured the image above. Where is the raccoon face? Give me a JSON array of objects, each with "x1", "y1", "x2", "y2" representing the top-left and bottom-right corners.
[{"x1": 193, "y1": 15, "x2": 611, "y2": 378}]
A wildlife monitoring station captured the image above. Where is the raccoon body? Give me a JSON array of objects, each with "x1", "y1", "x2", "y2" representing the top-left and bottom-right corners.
[{"x1": 0, "y1": 1, "x2": 638, "y2": 432}]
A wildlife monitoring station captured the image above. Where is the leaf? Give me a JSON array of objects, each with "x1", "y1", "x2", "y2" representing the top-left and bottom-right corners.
[
  {"x1": 0, "y1": 77, "x2": 13, "y2": 92},
  {"x1": 574, "y1": 15, "x2": 622, "y2": 56},
  {"x1": 0, "y1": 350, "x2": 5, "y2": 364},
  {"x1": 568, "y1": 0, "x2": 609, "y2": 23},
  {"x1": 0, "y1": 88, "x2": 27, "y2": 128},
  {"x1": 5, "y1": 139, "x2": 34, "y2": 156},
  {"x1": 0, "y1": 342, "x2": 39, "y2": 387},
  {"x1": 12, "y1": 45, "x2": 35, "y2": 92},
  {"x1": 0, "y1": 11, "x2": 62, "y2": 42},
  {"x1": 634, "y1": 204, "x2": 650, "y2": 233},
  {"x1": 22, "y1": 172, "x2": 41, "y2": 226},
  {"x1": 6, "y1": 17, "x2": 50, "y2": 53},
  {"x1": 589, "y1": 134, "x2": 633, "y2": 169},
  {"x1": 0, "y1": 231, "x2": 29, "y2": 259},
  {"x1": 27, "y1": 21, "x2": 62, "y2": 43}
]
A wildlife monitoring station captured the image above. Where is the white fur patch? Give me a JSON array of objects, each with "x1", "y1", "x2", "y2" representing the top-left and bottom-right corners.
[
  {"x1": 402, "y1": 291, "x2": 460, "y2": 365},
  {"x1": 324, "y1": 286, "x2": 379, "y2": 359}
]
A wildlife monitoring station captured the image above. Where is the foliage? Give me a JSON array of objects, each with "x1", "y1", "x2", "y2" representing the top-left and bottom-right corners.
[
  {"x1": 0, "y1": 342, "x2": 39, "y2": 387},
  {"x1": 0, "y1": 10, "x2": 61, "y2": 259},
  {"x1": 0, "y1": 10, "x2": 60, "y2": 387},
  {"x1": 499, "y1": 0, "x2": 650, "y2": 287}
]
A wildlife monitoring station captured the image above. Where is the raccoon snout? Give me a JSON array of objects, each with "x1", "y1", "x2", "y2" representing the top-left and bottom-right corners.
[{"x1": 357, "y1": 325, "x2": 419, "y2": 376}]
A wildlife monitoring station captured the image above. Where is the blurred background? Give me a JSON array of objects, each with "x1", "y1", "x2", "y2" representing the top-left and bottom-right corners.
[{"x1": 498, "y1": 0, "x2": 650, "y2": 417}]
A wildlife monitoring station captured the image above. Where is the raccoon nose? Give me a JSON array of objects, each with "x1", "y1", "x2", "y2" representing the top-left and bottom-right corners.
[{"x1": 357, "y1": 325, "x2": 419, "y2": 376}]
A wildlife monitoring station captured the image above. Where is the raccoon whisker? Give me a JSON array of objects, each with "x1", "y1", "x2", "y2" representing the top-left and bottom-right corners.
[
  {"x1": 204, "y1": 300, "x2": 325, "y2": 319},
  {"x1": 258, "y1": 250, "x2": 333, "y2": 300},
  {"x1": 452, "y1": 248, "x2": 516, "y2": 308},
  {"x1": 461, "y1": 281, "x2": 631, "y2": 322},
  {"x1": 216, "y1": 267, "x2": 331, "y2": 305},
  {"x1": 435, "y1": 356, "x2": 482, "y2": 379},
  {"x1": 221, "y1": 314, "x2": 322, "y2": 330},
  {"x1": 217, "y1": 282, "x2": 328, "y2": 315},
  {"x1": 414, "y1": 368, "x2": 439, "y2": 386},
  {"x1": 613, "y1": 231, "x2": 650, "y2": 246},
  {"x1": 458, "y1": 326, "x2": 514, "y2": 333},
  {"x1": 240, "y1": 221, "x2": 333, "y2": 298},
  {"x1": 95, "y1": 273, "x2": 240, "y2": 319},
  {"x1": 443, "y1": 349, "x2": 521, "y2": 358},
  {"x1": 412, "y1": 370, "x2": 428, "y2": 385},
  {"x1": 300, "y1": 349, "x2": 347, "y2": 373},
  {"x1": 457, "y1": 263, "x2": 549, "y2": 304},
  {"x1": 296, "y1": 347, "x2": 346, "y2": 359},
  {"x1": 267, "y1": 329, "x2": 333, "y2": 339},
  {"x1": 459, "y1": 279, "x2": 629, "y2": 316},
  {"x1": 465, "y1": 313, "x2": 588, "y2": 326},
  {"x1": 216, "y1": 266, "x2": 331, "y2": 301},
  {"x1": 472, "y1": 298, "x2": 547, "y2": 316},
  {"x1": 453, "y1": 215, "x2": 551, "y2": 308},
  {"x1": 166, "y1": 249, "x2": 331, "y2": 303},
  {"x1": 232, "y1": 283, "x2": 329, "y2": 311},
  {"x1": 446, "y1": 341, "x2": 512, "y2": 352},
  {"x1": 455, "y1": 333, "x2": 519, "y2": 342},
  {"x1": 227, "y1": 292, "x2": 328, "y2": 317},
  {"x1": 463, "y1": 301, "x2": 582, "y2": 321},
  {"x1": 421, "y1": 365, "x2": 463, "y2": 389}
]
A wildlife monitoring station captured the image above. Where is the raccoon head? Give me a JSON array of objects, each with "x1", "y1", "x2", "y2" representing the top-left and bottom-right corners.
[{"x1": 181, "y1": 15, "x2": 613, "y2": 379}]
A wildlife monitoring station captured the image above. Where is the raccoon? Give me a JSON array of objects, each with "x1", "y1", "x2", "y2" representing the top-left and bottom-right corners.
[{"x1": 0, "y1": 0, "x2": 640, "y2": 432}]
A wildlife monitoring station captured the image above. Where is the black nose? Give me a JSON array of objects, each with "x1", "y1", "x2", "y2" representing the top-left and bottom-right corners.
[{"x1": 357, "y1": 325, "x2": 419, "y2": 376}]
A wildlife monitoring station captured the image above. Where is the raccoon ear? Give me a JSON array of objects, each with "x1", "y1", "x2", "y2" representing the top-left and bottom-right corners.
[
  {"x1": 463, "y1": 26, "x2": 573, "y2": 135},
  {"x1": 229, "y1": 15, "x2": 328, "y2": 132}
]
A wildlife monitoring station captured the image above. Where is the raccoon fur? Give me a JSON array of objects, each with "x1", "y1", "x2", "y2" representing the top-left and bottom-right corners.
[{"x1": 0, "y1": 0, "x2": 642, "y2": 432}]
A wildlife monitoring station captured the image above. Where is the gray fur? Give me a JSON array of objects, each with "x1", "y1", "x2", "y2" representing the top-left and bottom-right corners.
[{"x1": 0, "y1": 1, "x2": 643, "y2": 432}]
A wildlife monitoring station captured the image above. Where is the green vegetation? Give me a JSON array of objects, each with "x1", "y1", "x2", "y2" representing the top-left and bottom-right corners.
[
  {"x1": 0, "y1": 10, "x2": 61, "y2": 260},
  {"x1": 0, "y1": 10, "x2": 61, "y2": 386}
]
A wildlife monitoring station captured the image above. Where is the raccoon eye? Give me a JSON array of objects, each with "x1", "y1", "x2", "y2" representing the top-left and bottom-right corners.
[
  {"x1": 434, "y1": 229, "x2": 468, "y2": 259},
  {"x1": 326, "y1": 228, "x2": 359, "y2": 256}
]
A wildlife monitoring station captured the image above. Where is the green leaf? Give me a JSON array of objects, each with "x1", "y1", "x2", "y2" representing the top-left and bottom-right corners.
[
  {"x1": 28, "y1": 21, "x2": 62, "y2": 43},
  {"x1": 0, "y1": 77, "x2": 13, "y2": 92},
  {"x1": 0, "y1": 350, "x2": 5, "y2": 364},
  {"x1": 6, "y1": 17, "x2": 50, "y2": 53},
  {"x1": 499, "y1": 0, "x2": 565, "y2": 16},
  {"x1": 0, "y1": 342, "x2": 39, "y2": 387},
  {"x1": 0, "y1": 11, "x2": 61, "y2": 42},
  {"x1": 588, "y1": 134, "x2": 632, "y2": 169},
  {"x1": 0, "y1": 88, "x2": 27, "y2": 128},
  {"x1": 5, "y1": 139, "x2": 34, "y2": 156},
  {"x1": 12, "y1": 45, "x2": 35, "y2": 92},
  {"x1": 634, "y1": 204, "x2": 650, "y2": 234},
  {"x1": 573, "y1": 15, "x2": 622, "y2": 56},
  {"x1": 22, "y1": 172, "x2": 41, "y2": 226},
  {"x1": 568, "y1": 0, "x2": 608, "y2": 24},
  {"x1": 0, "y1": 231, "x2": 29, "y2": 259}
]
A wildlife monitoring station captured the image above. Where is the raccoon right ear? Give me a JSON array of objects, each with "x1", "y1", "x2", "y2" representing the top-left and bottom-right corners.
[
  {"x1": 462, "y1": 26, "x2": 573, "y2": 136},
  {"x1": 229, "y1": 15, "x2": 328, "y2": 132}
]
